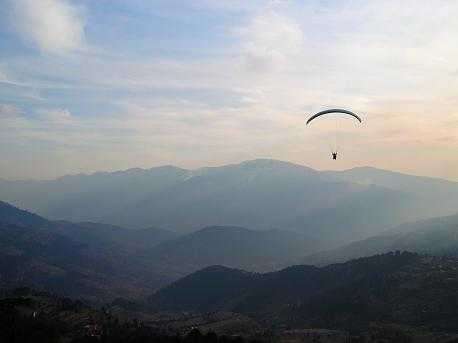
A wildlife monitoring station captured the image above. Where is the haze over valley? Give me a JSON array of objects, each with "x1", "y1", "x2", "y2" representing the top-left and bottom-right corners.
[
  {"x1": 2, "y1": 160, "x2": 458, "y2": 299},
  {"x1": 3, "y1": 159, "x2": 458, "y2": 251}
]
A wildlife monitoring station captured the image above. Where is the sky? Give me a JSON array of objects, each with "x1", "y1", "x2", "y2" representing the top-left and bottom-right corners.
[{"x1": 1, "y1": 0, "x2": 458, "y2": 180}]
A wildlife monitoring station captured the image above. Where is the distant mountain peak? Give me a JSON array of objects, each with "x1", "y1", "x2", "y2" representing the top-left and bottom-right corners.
[
  {"x1": 148, "y1": 165, "x2": 189, "y2": 172},
  {"x1": 238, "y1": 158, "x2": 312, "y2": 170},
  {"x1": 53, "y1": 165, "x2": 189, "y2": 182}
]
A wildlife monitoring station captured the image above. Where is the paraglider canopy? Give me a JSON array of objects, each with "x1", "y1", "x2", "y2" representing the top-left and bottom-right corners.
[
  {"x1": 306, "y1": 108, "x2": 362, "y2": 160},
  {"x1": 306, "y1": 108, "x2": 362, "y2": 125}
]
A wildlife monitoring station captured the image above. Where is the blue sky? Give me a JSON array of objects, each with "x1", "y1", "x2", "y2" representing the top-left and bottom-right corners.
[{"x1": 1, "y1": 0, "x2": 458, "y2": 180}]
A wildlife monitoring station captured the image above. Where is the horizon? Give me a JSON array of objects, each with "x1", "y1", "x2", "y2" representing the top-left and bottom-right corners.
[
  {"x1": 1, "y1": 157, "x2": 456, "y2": 183},
  {"x1": 2, "y1": 1, "x2": 458, "y2": 181}
]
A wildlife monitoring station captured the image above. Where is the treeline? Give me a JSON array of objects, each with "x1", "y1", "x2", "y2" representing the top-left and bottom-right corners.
[
  {"x1": 1, "y1": 311, "x2": 259, "y2": 343},
  {"x1": 74, "y1": 327, "x2": 262, "y2": 343},
  {"x1": 0, "y1": 297, "x2": 63, "y2": 343},
  {"x1": 0, "y1": 291, "x2": 261, "y2": 343}
]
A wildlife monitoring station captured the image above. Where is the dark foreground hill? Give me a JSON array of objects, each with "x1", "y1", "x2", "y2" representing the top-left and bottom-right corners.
[
  {"x1": 3, "y1": 287, "x2": 458, "y2": 343},
  {"x1": 149, "y1": 252, "x2": 458, "y2": 333},
  {"x1": 0, "y1": 288, "x2": 264, "y2": 343},
  {"x1": 300, "y1": 213, "x2": 458, "y2": 266}
]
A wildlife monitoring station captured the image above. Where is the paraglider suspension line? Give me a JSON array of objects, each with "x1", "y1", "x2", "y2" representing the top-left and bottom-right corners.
[{"x1": 334, "y1": 118, "x2": 339, "y2": 153}]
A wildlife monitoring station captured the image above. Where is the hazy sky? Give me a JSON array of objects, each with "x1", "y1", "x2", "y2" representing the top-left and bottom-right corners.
[{"x1": 1, "y1": 0, "x2": 458, "y2": 180}]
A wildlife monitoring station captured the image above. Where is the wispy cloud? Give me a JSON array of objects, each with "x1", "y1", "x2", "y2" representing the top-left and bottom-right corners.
[
  {"x1": 0, "y1": 103, "x2": 23, "y2": 119},
  {"x1": 7, "y1": 0, "x2": 86, "y2": 54},
  {"x1": 1, "y1": 1, "x2": 458, "y2": 179},
  {"x1": 0, "y1": 68, "x2": 9, "y2": 83}
]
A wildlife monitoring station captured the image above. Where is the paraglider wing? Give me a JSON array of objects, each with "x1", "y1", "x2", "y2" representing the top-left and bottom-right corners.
[{"x1": 306, "y1": 109, "x2": 362, "y2": 125}]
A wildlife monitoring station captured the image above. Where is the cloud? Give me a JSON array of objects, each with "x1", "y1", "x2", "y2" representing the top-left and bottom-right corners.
[
  {"x1": 237, "y1": 10, "x2": 304, "y2": 73},
  {"x1": 8, "y1": 0, "x2": 85, "y2": 54},
  {"x1": 37, "y1": 108, "x2": 74, "y2": 123},
  {"x1": 0, "y1": 103, "x2": 23, "y2": 119},
  {"x1": 0, "y1": 69, "x2": 8, "y2": 83},
  {"x1": 2, "y1": 1, "x2": 458, "y2": 180},
  {"x1": 0, "y1": 103, "x2": 34, "y2": 131}
]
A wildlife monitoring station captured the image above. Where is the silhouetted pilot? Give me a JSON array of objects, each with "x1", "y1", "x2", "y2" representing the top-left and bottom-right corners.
[{"x1": 332, "y1": 152, "x2": 337, "y2": 160}]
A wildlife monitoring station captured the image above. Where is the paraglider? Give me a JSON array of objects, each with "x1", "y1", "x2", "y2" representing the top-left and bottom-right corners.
[
  {"x1": 306, "y1": 108, "x2": 362, "y2": 160},
  {"x1": 306, "y1": 108, "x2": 362, "y2": 126}
]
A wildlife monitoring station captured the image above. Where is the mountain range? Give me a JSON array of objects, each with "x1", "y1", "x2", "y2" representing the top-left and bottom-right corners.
[
  {"x1": 4, "y1": 159, "x2": 458, "y2": 249},
  {"x1": 0, "y1": 201, "x2": 318, "y2": 300}
]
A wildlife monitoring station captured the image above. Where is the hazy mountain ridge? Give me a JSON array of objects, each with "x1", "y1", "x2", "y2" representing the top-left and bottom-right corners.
[
  {"x1": 53, "y1": 221, "x2": 179, "y2": 251},
  {"x1": 300, "y1": 213, "x2": 458, "y2": 266},
  {"x1": 1, "y1": 159, "x2": 443, "y2": 249},
  {"x1": 0, "y1": 201, "x2": 320, "y2": 299},
  {"x1": 0, "y1": 201, "x2": 178, "y2": 252},
  {"x1": 326, "y1": 166, "x2": 458, "y2": 219},
  {"x1": 144, "y1": 226, "x2": 317, "y2": 275},
  {"x1": 0, "y1": 165, "x2": 191, "y2": 226},
  {"x1": 0, "y1": 201, "x2": 176, "y2": 301},
  {"x1": 326, "y1": 166, "x2": 458, "y2": 193}
]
